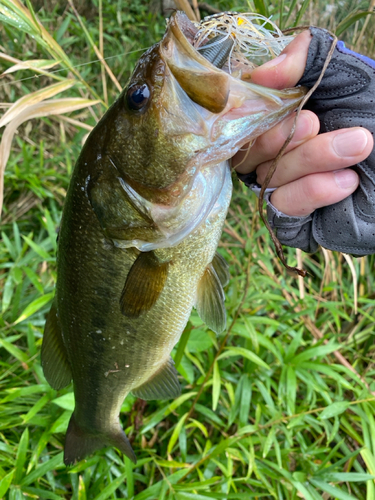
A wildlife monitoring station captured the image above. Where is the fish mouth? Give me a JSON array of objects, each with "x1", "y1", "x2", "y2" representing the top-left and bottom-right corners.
[
  {"x1": 161, "y1": 11, "x2": 306, "y2": 143},
  {"x1": 161, "y1": 12, "x2": 231, "y2": 113}
]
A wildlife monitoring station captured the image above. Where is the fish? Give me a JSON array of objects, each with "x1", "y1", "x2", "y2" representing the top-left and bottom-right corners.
[{"x1": 41, "y1": 11, "x2": 306, "y2": 465}]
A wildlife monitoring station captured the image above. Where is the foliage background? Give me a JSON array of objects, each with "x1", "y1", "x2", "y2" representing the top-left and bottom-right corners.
[{"x1": 1, "y1": 0, "x2": 375, "y2": 498}]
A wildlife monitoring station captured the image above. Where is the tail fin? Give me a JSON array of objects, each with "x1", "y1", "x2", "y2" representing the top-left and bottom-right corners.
[{"x1": 64, "y1": 413, "x2": 137, "y2": 465}]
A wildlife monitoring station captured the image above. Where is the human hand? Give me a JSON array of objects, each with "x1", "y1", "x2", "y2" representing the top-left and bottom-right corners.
[{"x1": 233, "y1": 31, "x2": 374, "y2": 218}]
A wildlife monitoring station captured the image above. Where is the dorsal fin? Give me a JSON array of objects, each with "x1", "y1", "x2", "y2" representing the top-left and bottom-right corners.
[
  {"x1": 41, "y1": 299, "x2": 72, "y2": 390},
  {"x1": 196, "y1": 264, "x2": 226, "y2": 334},
  {"x1": 120, "y1": 251, "x2": 169, "y2": 318},
  {"x1": 212, "y1": 252, "x2": 230, "y2": 287},
  {"x1": 131, "y1": 357, "x2": 180, "y2": 400}
]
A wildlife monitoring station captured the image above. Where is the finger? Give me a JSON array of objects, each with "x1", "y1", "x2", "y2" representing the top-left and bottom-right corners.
[
  {"x1": 234, "y1": 110, "x2": 319, "y2": 173},
  {"x1": 250, "y1": 31, "x2": 312, "y2": 89},
  {"x1": 270, "y1": 169, "x2": 359, "y2": 216},
  {"x1": 257, "y1": 127, "x2": 374, "y2": 187}
]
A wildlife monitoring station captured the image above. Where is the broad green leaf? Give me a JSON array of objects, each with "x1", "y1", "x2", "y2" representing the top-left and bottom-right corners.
[
  {"x1": 186, "y1": 418, "x2": 208, "y2": 438},
  {"x1": 309, "y1": 479, "x2": 357, "y2": 500},
  {"x1": 22, "y1": 235, "x2": 51, "y2": 260},
  {"x1": 21, "y1": 487, "x2": 62, "y2": 500},
  {"x1": 212, "y1": 361, "x2": 221, "y2": 411},
  {"x1": 52, "y1": 392, "x2": 74, "y2": 411},
  {"x1": 92, "y1": 471, "x2": 127, "y2": 500},
  {"x1": 187, "y1": 328, "x2": 213, "y2": 353},
  {"x1": 236, "y1": 425, "x2": 257, "y2": 436},
  {"x1": 361, "y1": 447, "x2": 375, "y2": 476},
  {"x1": 65, "y1": 456, "x2": 99, "y2": 474},
  {"x1": 168, "y1": 413, "x2": 188, "y2": 454},
  {"x1": 253, "y1": 0, "x2": 269, "y2": 17},
  {"x1": 173, "y1": 477, "x2": 221, "y2": 492},
  {"x1": 293, "y1": 343, "x2": 340, "y2": 365},
  {"x1": 21, "y1": 452, "x2": 63, "y2": 486},
  {"x1": 42, "y1": 208, "x2": 58, "y2": 251},
  {"x1": 22, "y1": 266, "x2": 44, "y2": 294},
  {"x1": 195, "y1": 403, "x2": 224, "y2": 426},
  {"x1": 14, "y1": 291, "x2": 54, "y2": 324},
  {"x1": 262, "y1": 426, "x2": 275, "y2": 458},
  {"x1": 0, "y1": 471, "x2": 14, "y2": 498},
  {"x1": 177, "y1": 355, "x2": 195, "y2": 384},
  {"x1": 176, "y1": 493, "x2": 217, "y2": 500},
  {"x1": 317, "y1": 472, "x2": 375, "y2": 482},
  {"x1": 367, "y1": 480, "x2": 375, "y2": 500},
  {"x1": 141, "y1": 392, "x2": 197, "y2": 434},
  {"x1": 290, "y1": 480, "x2": 316, "y2": 500},
  {"x1": 2, "y1": 273, "x2": 14, "y2": 313},
  {"x1": 2, "y1": 231, "x2": 16, "y2": 259},
  {"x1": 14, "y1": 428, "x2": 29, "y2": 483},
  {"x1": 239, "y1": 374, "x2": 252, "y2": 427},
  {"x1": 22, "y1": 394, "x2": 50, "y2": 423},
  {"x1": 286, "y1": 365, "x2": 296, "y2": 414},
  {"x1": 156, "y1": 460, "x2": 189, "y2": 468},
  {"x1": 0, "y1": 338, "x2": 29, "y2": 363},
  {"x1": 77, "y1": 474, "x2": 86, "y2": 500},
  {"x1": 218, "y1": 346, "x2": 270, "y2": 370},
  {"x1": 1, "y1": 384, "x2": 49, "y2": 403},
  {"x1": 174, "y1": 323, "x2": 192, "y2": 368},
  {"x1": 125, "y1": 456, "x2": 134, "y2": 500},
  {"x1": 320, "y1": 402, "x2": 350, "y2": 419}
]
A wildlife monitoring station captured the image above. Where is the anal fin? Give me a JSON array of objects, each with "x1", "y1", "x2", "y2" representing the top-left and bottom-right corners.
[
  {"x1": 41, "y1": 299, "x2": 72, "y2": 390},
  {"x1": 120, "y1": 251, "x2": 169, "y2": 318},
  {"x1": 196, "y1": 264, "x2": 226, "y2": 334},
  {"x1": 131, "y1": 357, "x2": 181, "y2": 400}
]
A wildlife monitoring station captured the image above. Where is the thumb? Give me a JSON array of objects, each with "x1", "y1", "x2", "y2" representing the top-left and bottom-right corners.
[{"x1": 250, "y1": 30, "x2": 312, "y2": 89}]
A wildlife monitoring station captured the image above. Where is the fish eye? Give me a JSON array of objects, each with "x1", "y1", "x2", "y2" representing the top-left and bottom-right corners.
[{"x1": 126, "y1": 84, "x2": 150, "y2": 111}]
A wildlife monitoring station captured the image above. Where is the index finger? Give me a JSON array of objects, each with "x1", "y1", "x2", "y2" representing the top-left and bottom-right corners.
[{"x1": 250, "y1": 30, "x2": 312, "y2": 89}]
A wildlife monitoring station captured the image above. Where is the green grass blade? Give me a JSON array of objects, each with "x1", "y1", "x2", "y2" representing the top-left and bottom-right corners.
[
  {"x1": 21, "y1": 453, "x2": 64, "y2": 486},
  {"x1": 14, "y1": 427, "x2": 29, "y2": 484}
]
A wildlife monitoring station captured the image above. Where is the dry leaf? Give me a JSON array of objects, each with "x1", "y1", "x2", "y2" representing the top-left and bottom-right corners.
[
  {"x1": 0, "y1": 80, "x2": 76, "y2": 128},
  {"x1": 1, "y1": 59, "x2": 60, "y2": 76},
  {"x1": 0, "y1": 98, "x2": 99, "y2": 217}
]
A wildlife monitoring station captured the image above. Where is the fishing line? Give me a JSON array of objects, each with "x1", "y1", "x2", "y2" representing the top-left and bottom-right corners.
[
  {"x1": 257, "y1": 26, "x2": 338, "y2": 278},
  {"x1": 195, "y1": 12, "x2": 332, "y2": 277},
  {"x1": 0, "y1": 46, "x2": 150, "y2": 89}
]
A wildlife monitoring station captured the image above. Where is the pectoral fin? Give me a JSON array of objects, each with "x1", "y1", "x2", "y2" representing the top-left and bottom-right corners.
[
  {"x1": 120, "y1": 251, "x2": 169, "y2": 318},
  {"x1": 41, "y1": 299, "x2": 72, "y2": 390},
  {"x1": 132, "y1": 357, "x2": 181, "y2": 400},
  {"x1": 212, "y1": 252, "x2": 230, "y2": 287},
  {"x1": 196, "y1": 264, "x2": 226, "y2": 334}
]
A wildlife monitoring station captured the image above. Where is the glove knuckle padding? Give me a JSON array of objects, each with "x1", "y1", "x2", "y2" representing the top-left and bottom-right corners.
[{"x1": 269, "y1": 28, "x2": 375, "y2": 255}]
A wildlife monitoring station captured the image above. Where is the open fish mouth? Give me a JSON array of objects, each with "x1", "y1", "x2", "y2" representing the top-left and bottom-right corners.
[{"x1": 160, "y1": 11, "x2": 306, "y2": 148}]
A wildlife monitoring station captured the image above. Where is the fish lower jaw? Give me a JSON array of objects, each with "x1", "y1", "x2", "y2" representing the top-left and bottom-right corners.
[{"x1": 209, "y1": 93, "x2": 304, "y2": 149}]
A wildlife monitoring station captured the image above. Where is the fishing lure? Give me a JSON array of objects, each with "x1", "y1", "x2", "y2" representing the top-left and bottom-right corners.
[{"x1": 193, "y1": 11, "x2": 294, "y2": 71}]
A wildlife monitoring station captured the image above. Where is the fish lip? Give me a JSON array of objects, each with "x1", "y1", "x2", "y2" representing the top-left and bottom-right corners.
[
  {"x1": 161, "y1": 12, "x2": 306, "y2": 116},
  {"x1": 161, "y1": 12, "x2": 231, "y2": 114},
  {"x1": 162, "y1": 11, "x2": 222, "y2": 72}
]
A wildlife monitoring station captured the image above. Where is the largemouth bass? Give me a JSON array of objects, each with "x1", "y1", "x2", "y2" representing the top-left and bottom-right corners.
[{"x1": 41, "y1": 11, "x2": 306, "y2": 465}]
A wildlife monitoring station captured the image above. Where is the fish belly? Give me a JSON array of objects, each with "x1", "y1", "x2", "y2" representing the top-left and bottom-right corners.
[{"x1": 56, "y1": 164, "x2": 232, "y2": 463}]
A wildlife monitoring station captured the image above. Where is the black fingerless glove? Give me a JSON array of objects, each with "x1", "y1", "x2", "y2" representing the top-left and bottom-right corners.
[{"x1": 243, "y1": 28, "x2": 375, "y2": 255}]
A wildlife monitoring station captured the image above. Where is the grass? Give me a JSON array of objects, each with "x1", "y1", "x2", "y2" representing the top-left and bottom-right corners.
[{"x1": 1, "y1": 0, "x2": 375, "y2": 498}]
